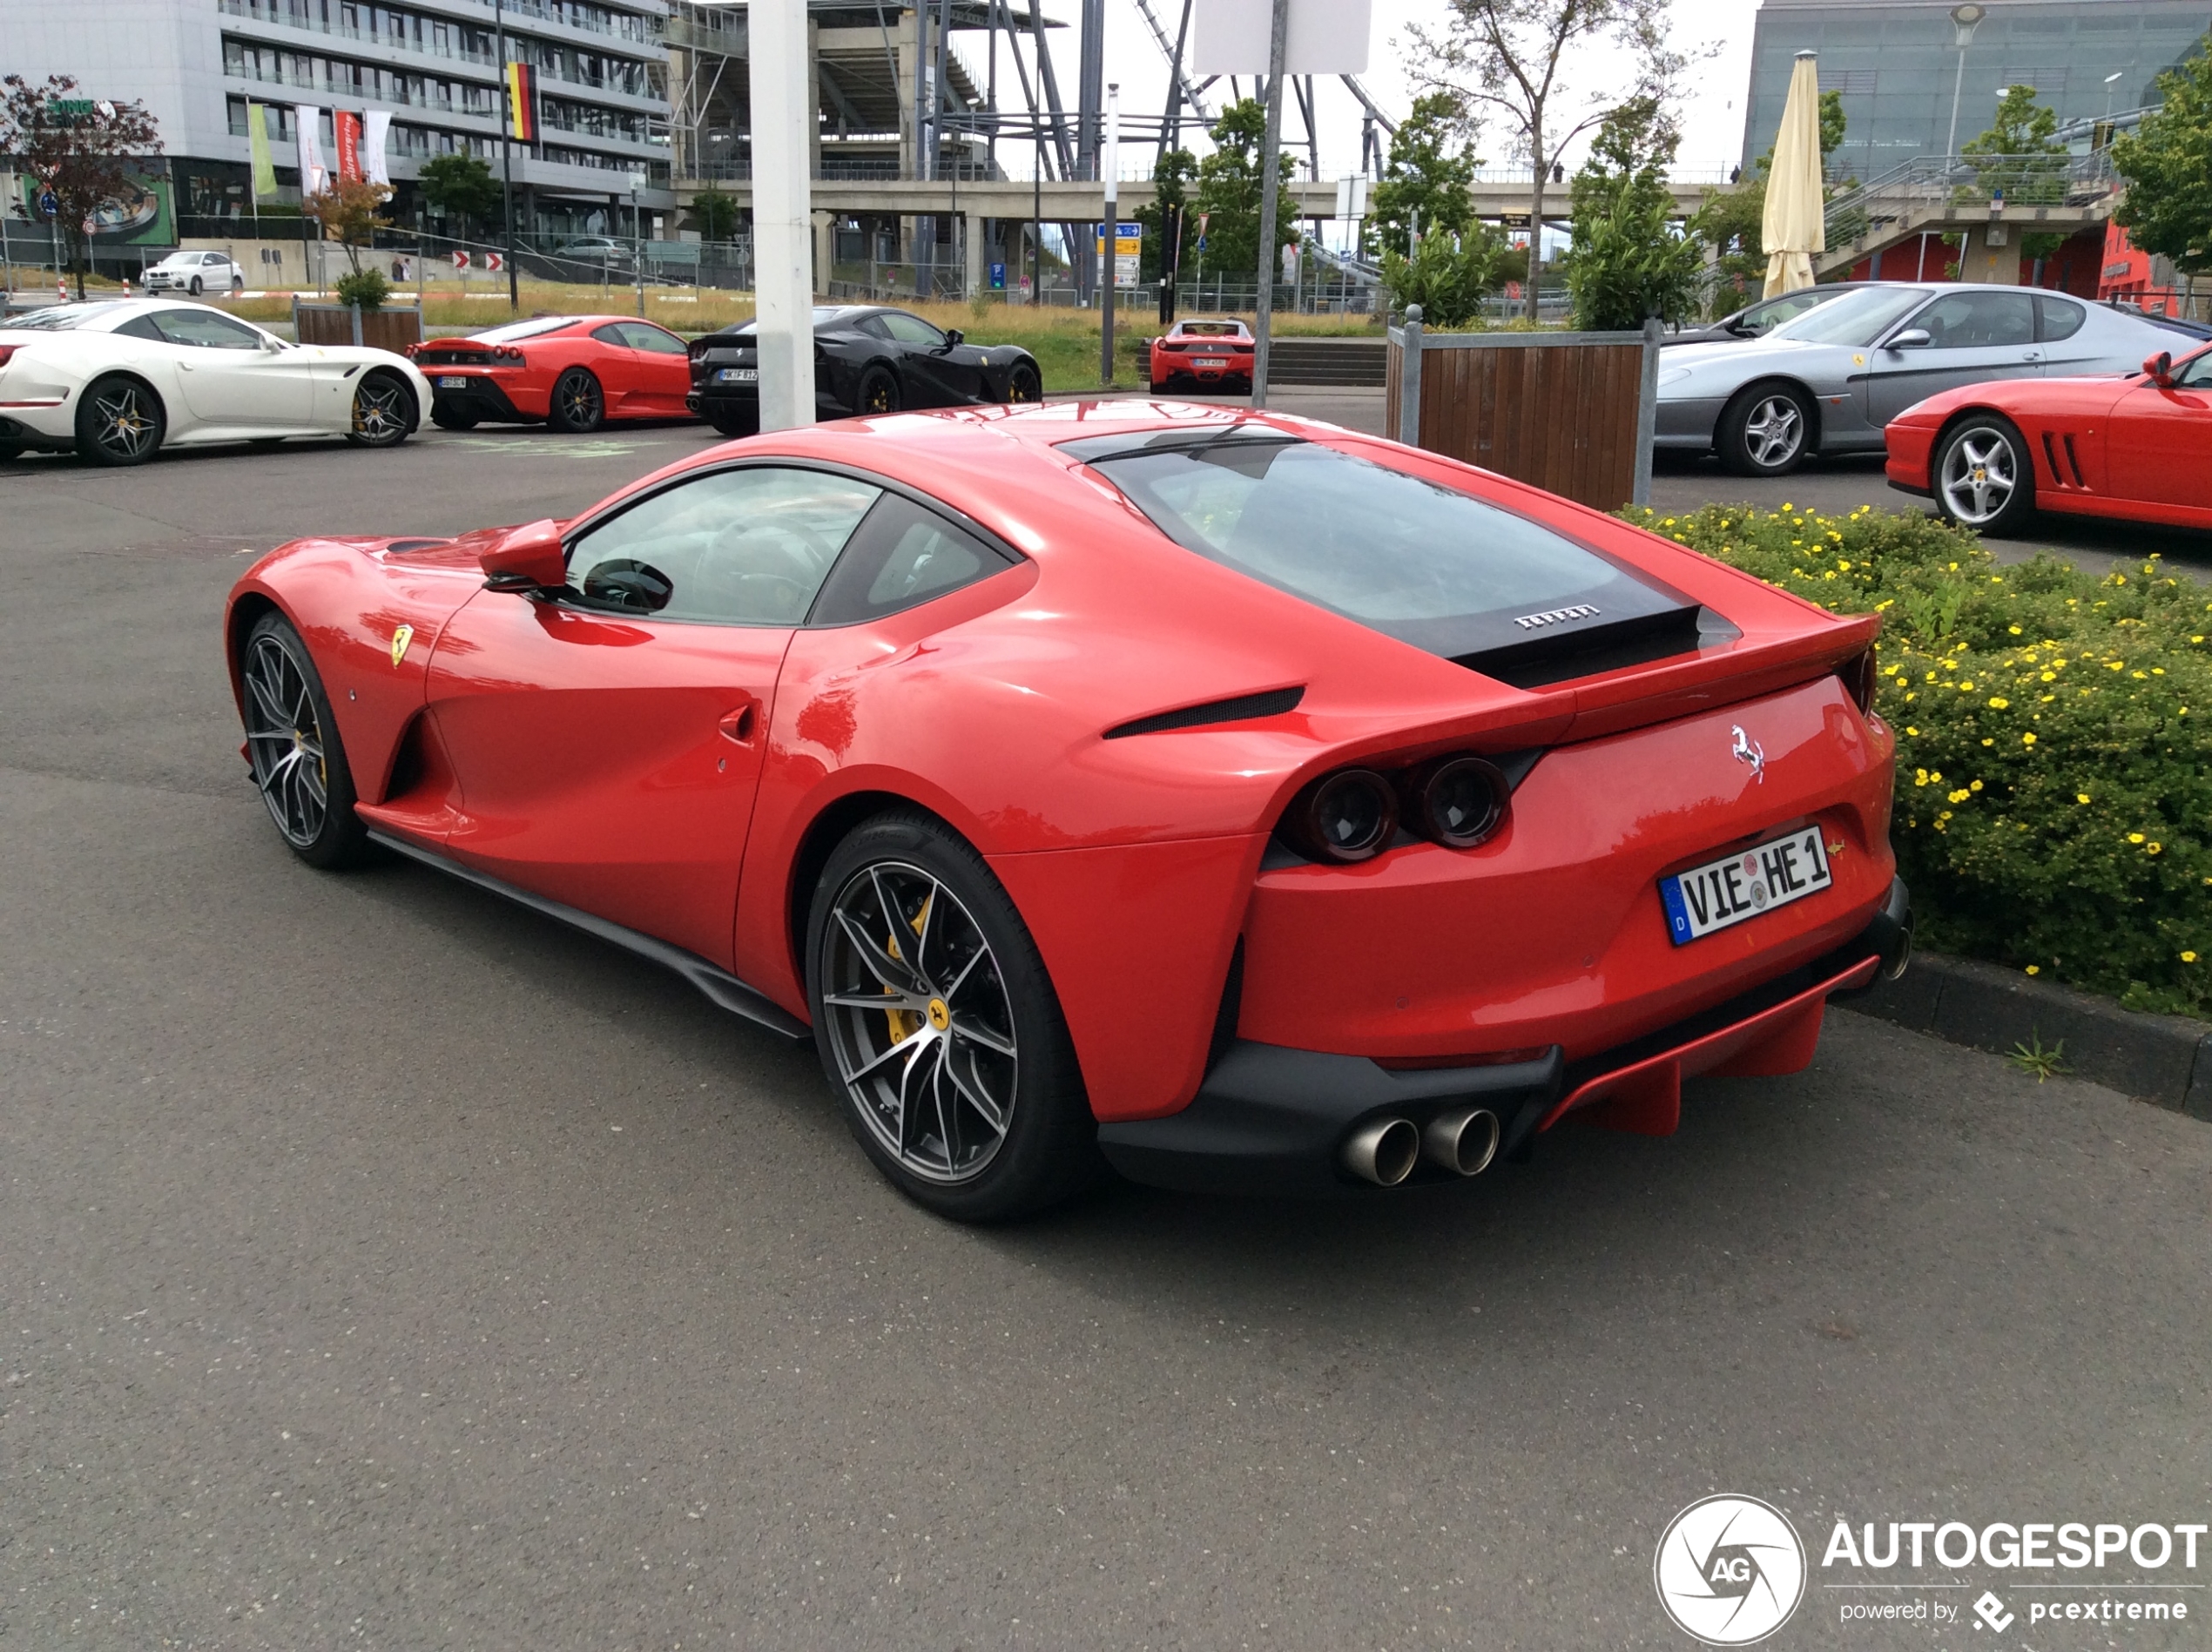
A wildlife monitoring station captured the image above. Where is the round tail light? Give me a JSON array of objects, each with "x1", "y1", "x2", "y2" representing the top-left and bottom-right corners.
[
  {"x1": 1408, "y1": 756, "x2": 1509, "y2": 849},
  {"x1": 1281, "y1": 768, "x2": 1398, "y2": 863}
]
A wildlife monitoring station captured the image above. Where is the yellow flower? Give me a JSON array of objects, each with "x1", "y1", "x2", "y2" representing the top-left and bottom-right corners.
[
  {"x1": 2041, "y1": 671, "x2": 2056, "y2": 682},
  {"x1": 2022, "y1": 732, "x2": 2036, "y2": 745},
  {"x1": 2128, "y1": 833, "x2": 2146, "y2": 844},
  {"x1": 1948, "y1": 788, "x2": 1971, "y2": 804},
  {"x1": 2007, "y1": 624, "x2": 2022, "y2": 635},
  {"x1": 2148, "y1": 842, "x2": 2163, "y2": 855},
  {"x1": 2185, "y1": 952, "x2": 2201, "y2": 964},
  {"x1": 1969, "y1": 779, "x2": 1983, "y2": 792},
  {"x1": 1982, "y1": 738, "x2": 1996, "y2": 746},
  {"x1": 2026, "y1": 965, "x2": 2040, "y2": 975},
  {"x1": 1959, "y1": 680, "x2": 1975, "y2": 691},
  {"x1": 1905, "y1": 725, "x2": 1920, "y2": 736},
  {"x1": 1987, "y1": 696, "x2": 2009, "y2": 709},
  {"x1": 2077, "y1": 793, "x2": 2092, "y2": 804},
  {"x1": 1913, "y1": 768, "x2": 1930, "y2": 786}
]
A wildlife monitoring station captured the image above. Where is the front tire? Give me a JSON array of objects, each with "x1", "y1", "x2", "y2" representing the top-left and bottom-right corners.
[
  {"x1": 806, "y1": 812, "x2": 1099, "y2": 1222},
  {"x1": 1934, "y1": 415, "x2": 2035, "y2": 536},
  {"x1": 239, "y1": 611, "x2": 372, "y2": 869},
  {"x1": 75, "y1": 374, "x2": 165, "y2": 467},
  {"x1": 1717, "y1": 381, "x2": 1814, "y2": 476},
  {"x1": 188, "y1": 275, "x2": 203, "y2": 296},
  {"x1": 548, "y1": 367, "x2": 604, "y2": 433},
  {"x1": 347, "y1": 370, "x2": 414, "y2": 447},
  {"x1": 1007, "y1": 362, "x2": 1042, "y2": 403}
]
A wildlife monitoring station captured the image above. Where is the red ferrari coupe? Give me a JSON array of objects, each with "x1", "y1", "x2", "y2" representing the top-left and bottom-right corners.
[
  {"x1": 1150, "y1": 319, "x2": 1255, "y2": 394},
  {"x1": 1887, "y1": 340, "x2": 2212, "y2": 534},
  {"x1": 225, "y1": 401, "x2": 1908, "y2": 1219},
  {"x1": 408, "y1": 314, "x2": 694, "y2": 434}
]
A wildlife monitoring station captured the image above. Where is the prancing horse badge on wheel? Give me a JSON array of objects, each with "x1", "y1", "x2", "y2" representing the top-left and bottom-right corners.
[{"x1": 390, "y1": 624, "x2": 414, "y2": 668}]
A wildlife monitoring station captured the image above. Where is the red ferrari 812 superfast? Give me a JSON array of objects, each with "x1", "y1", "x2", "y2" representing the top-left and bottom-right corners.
[{"x1": 225, "y1": 401, "x2": 1910, "y2": 1220}]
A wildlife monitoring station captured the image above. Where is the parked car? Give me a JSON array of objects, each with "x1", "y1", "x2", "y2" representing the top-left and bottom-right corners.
[
  {"x1": 686, "y1": 306, "x2": 1042, "y2": 437},
  {"x1": 553, "y1": 236, "x2": 634, "y2": 270},
  {"x1": 409, "y1": 314, "x2": 694, "y2": 433},
  {"x1": 1149, "y1": 317, "x2": 1255, "y2": 393},
  {"x1": 223, "y1": 401, "x2": 1908, "y2": 1220},
  {"x1": 143, "y1": 249, "x2": 246, "y2": 296},
  {"x1": 1656, "y1": 283, "x2": 2180, "y2": 476},
  {"x1": 1886, "y1": 338, "x2": 2212, "y2": 535},
  {"x1": 0, "y1": 298, "x2": 428, "y2": 465},
  {"x1": 1662, "y1": 283, "x2": 1873, "y2": 347}
]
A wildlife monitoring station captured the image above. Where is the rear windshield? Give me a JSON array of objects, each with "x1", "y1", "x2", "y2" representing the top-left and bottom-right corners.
[
  {"x1": 1177, "y1": 321, "x2": 1244, "y2": 337},
  {"x1": 474, "y1": 316, "x2": 582, "y2": 342},
  {"x1": 0, "y1": 302, "x2": 130, "y2": 331},
  {"x1": 1066, "y1": 431, "x2": 1697, "y2": 676},
  {"x1": 1769, "y1": 286, "x2": 1932, "y2": 347}
]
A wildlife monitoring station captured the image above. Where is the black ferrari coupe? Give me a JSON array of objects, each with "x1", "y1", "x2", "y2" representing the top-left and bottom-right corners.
[{"x1": 685, "y1": 305, "x2": 1044, "y2": 435}]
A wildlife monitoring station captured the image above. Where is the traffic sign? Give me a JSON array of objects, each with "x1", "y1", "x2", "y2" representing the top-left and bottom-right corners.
[
  {"x1": 988, "y1": 261, "x2": 1006, "y2": 291},
  {"x1": 482, "y1": 252, "x2": 504, "y2": 273},
  {"x1": 37, "y1": 191, "x2": 58, "y2": 218},
  {"x1": 451, "y1": 250, "x2": 471, "y2": 269}
]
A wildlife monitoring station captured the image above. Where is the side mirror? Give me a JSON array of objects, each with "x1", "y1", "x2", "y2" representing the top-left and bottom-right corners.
[
  {"x1": 260, "y1": 334, "x2": 284, "y2": 353},
  {"x1": 1885, "y1": 327, "x2": 1932, "y2": 350},
  {"x1": 480, "y1": 518, "x2": 568, "y2": 593},
  {"x1": 2145, "y1": 351, "x2": 2175, "y2": 386},
  {"x1": 943, "y1": 328, "x2": 963, "y2": 347}
]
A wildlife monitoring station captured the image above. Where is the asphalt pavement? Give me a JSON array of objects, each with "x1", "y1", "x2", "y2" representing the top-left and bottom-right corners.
[{"x1": 2, "y1": 422, "x2": 2209, "y2": 1650}]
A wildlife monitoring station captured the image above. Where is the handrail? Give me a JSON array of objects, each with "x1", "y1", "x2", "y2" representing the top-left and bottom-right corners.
[{"x1": 1821, "y1": 151, "x2": 2115, "y2": 241}]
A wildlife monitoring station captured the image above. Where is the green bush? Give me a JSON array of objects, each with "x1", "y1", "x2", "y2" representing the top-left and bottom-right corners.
[
  {"x1": 334, "y1": 266, "x2": 390, "y2": 311},
  {"x1": 1618, "y1": 502, "x2": 2212, "y2": 1015}
]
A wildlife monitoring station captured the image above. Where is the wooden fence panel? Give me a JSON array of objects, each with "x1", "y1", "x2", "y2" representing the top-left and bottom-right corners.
[{"x1": 293, "y1": 303, "x2": 422, "y2": 352}]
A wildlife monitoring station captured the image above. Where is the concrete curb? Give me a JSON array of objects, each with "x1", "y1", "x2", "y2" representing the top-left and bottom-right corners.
[{"x1": 1842, "y1": 950, "x2": 2212, "y2": 1121}]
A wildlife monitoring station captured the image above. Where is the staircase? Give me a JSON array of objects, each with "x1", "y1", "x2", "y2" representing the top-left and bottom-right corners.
[{"x1": 1265, "y1": 338, "x2": 1387, "y2": 388}]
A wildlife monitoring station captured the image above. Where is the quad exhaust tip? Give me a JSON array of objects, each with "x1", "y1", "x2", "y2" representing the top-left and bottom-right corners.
[
  {"x1": 1342, "y1": 1116, "x2": 1420, "y2": 1186},
  {"x1": 1423, "y1": 1105, "x2": 1501, "y2": 1177}
]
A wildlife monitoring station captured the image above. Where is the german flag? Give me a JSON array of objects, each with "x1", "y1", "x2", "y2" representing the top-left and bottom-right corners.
[{"x1": 505, "y1": 61, "x2": 537, "y2": 141}]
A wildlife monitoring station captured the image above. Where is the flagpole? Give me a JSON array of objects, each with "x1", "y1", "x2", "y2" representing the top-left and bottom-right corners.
[{"x1": 496, "y1": 0, "x2": 518, "y2": 310}]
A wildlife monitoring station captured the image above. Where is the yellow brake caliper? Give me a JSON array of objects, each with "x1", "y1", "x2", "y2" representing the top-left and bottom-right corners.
[{"x1": 883, "y1": 892, "x2": 932, "y2": 1044}]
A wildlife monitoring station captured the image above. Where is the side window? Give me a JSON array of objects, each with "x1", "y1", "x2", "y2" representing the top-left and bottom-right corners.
[
  {"x1": 590, "y1": 322, "x2": 631, "y2": 347},
  {"x1": 1912, "y1": 292, "x2": 2034, "y2": 348},
  {"x1": 564, "y1": 466, "x2": 882, "y2": 625},
  {"x1": 2036, "y1": 296, "x2": 2087, "y2": 342},
  {"x1": 619, "y1": 321, "x2": 687, "y2": 354},
  {"x1": 880, "y1": 312, "x2": 947, "y2": 348},
  {"x1": 2172, "y1": 347, "x2": 2212, "y2": 389},
  {"x1": 808, "y1": 492, "x2": 1015, "y2": 624},
  {"x1": 856, "y1": 314, "x2": 896, "y2": 340},
  {"x1": 151, "y1": 308, "x2": 264, "y2": 348},
  {"x1": 114, "y1": 313, "x2": 167, "y2": 341}
]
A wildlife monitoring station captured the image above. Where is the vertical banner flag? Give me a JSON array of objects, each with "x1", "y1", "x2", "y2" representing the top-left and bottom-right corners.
[
  {"x1": 294, "y1": 105, "x2": 327, "y2": 194},
  {"x1": 361, "y1": 110, "x2": 392, "y2": 186},
  {"x1": 505, "y1": 63, "x2": 538, "y2": 142},
  {"x1": 247, "y1": 101, "x2": 279, "y2": 198},
  {"x1": 334, "y1": 110, "x2": 363, "y2": 183}
]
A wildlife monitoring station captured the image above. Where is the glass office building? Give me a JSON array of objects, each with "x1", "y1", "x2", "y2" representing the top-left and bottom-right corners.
[{"x1": 1742, "y1": 0, "x2": 2212, "y2": 179}]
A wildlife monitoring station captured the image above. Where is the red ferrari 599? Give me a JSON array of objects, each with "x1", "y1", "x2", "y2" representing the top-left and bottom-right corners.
[{"x1": 226, "y1": 401, "x2": 1908, "y2": 1219}]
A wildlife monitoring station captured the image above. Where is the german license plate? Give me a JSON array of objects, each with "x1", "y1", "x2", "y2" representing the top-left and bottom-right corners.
[
  {"x1": 435, "y1": 375, "x2": 469, "y2": 388},
  {"x1": 1660, "y1": 826, "x2": 1832, "y2": 946},
  {"x1": 1194, "y1": 357, "x2": 1227, "y2": 367},
  {"x1": 715, "y1": 367, "x2": 758, "y2": 383}
]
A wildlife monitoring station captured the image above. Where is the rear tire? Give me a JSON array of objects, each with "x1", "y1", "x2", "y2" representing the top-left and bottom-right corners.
[
  {"x1": 429, "y1": 404, "x2": 479, "y2": 431},
  {"x1": 75, "y1": 374, "x2": 165, "y2": 467},
  {"x1": 1716, "y1": 381, "x2": 1814, "y2": 476},
  {"x1": 239, "y1": 611, "x2": 373, "y2": 870},
  {"x1": 547, "y1": 367, "x2": 604, "y2": 433},
  {"x1": 708, "y1": 407, "x2": 759, "y2": 438},
  {"x1": 1933, "y1": 414, "x2": 2036, "y2": 537},
  {"x1": 806, "y1": 811, "x2": 1101, "y2": 1222}
]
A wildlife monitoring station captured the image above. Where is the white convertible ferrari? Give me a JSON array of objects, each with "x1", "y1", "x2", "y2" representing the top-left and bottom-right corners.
[{"x1": 0, "y1": 298, "x2": 433, "y2": 466}]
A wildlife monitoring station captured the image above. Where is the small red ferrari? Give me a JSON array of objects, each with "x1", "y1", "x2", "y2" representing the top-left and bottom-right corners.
[
  {"x1": 1886, "y1": 340, "x2": 2212, "y2": 534},
  {"x1": 225, "y1": 401, "x2": 1908, "y2": 1220},
  {"x1": 1150, "y1": 319, "x2": 1255, "y2": 394},
  {"x1": 408, "y1": 314, "x2": 695, "y2": 434}
]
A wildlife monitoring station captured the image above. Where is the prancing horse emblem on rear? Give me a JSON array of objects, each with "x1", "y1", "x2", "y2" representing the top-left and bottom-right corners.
[{"x1": 1730, "y1": 725, "x2": 1765, "y2": 784}]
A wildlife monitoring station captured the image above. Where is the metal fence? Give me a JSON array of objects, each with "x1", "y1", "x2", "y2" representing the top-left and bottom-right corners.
[{"x1": 1821, "y1": 151, "x2": 2118, "y2": 246}]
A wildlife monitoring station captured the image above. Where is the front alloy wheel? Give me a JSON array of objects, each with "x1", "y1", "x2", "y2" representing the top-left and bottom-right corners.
[
  {"x1": 1739, "y1": 393, "x2": 1804, "y2": 470},
  {"x1": 1935, "y1": 419, "x2": 2033, "y2": 536},
  {"x1": 347, "y1": 372, "x2": 412, "y2": 447}
]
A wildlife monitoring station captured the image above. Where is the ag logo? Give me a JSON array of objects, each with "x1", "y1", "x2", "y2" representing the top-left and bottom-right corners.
[{"x1": 1654, "y1": 1494, "x2": 1806, "y2": 1645}]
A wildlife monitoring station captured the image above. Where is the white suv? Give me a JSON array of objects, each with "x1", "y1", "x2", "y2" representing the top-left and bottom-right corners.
[{"x1": 144, "y1": 250, "x2": 246, "y2": 295}]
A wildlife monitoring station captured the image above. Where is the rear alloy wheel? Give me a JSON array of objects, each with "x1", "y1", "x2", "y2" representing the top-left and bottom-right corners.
[
  {"x1": 1007, "y1": 363, "x2": 1042, "y2": 403},
  {"x1": 1934, "y1": 415, "x2": 2035, "y2": 537},
  {"x1": 856, "y1": 366, "x2": 900, "y2": 415},
  {"x1": 347, "y1": 370, "x2": 413, "y2": 447},
  {"x1": 239, "y1": 611, "x2": 371, "y2": 869},
  {"x1": 1717, "y1": 382, "x2": 1813, "y2": 476},
  {"x1": 75, "y1": 375, "x2": 165, "y2": 467},
  {"x1": 548, "y1": 367, "x2": 604, "y2": 433},
  {"x1": 808, "y1": 813, "x2": 1099, "y2": 1222}
]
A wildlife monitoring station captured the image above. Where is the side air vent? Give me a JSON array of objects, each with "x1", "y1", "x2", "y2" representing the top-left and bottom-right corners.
[{"x1": 1103, "y1": 685, "x2": 1305, "y2": 739}]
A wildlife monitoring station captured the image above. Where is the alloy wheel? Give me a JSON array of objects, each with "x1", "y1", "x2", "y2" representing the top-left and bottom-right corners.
[
  {"x1": 1742, "y1": 394, "x2": 1804, "y2": 469},
  {"x1": 557, "y1": 372, "x2": 603, "y2": 428},
  {"x1": 860, "y1": 374, "x2": 898, "y2": 415},
  {"x1": 90, "y1": 383, "x2": 159, "y2": 462},
  {"x1": 819, "y1": 860, "x2": 1019, "y2": 1185},
  {"x1": 351, "y1": 375, "x2": 407, "y2": 443},
  {"x1": 241, "y1": 633, "x2": 328, "y2": 848},
  {"x1": 1939, "y1": 429, "x2": 2017, "y2": 525}
]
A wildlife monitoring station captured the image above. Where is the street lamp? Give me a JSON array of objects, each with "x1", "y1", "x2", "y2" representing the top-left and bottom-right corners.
[
  {"x1": 1945, "y1": 3, "x2": 1986, "y2": 164},
  {"x1": 2105, "y1": 70, "x2": 2126, "y2": 119}
]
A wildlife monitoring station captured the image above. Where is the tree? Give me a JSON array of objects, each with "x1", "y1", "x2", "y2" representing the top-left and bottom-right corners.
[
  {"x1": 1561, "y1": 96, "x2": 1705, "y2": 328},
  {"x1": 304, "y1": 177, "x2": 394, "y2": 275},
  {"x1": 1695, "y1": 89, "x2": 1851, "y2": 315},
  {"x1": 1379, "y1": 224, "x2": 1510, "y2": 327},
  {"x1": 417, "y1": 151, "x2": 501, "y2": 240},
  {"x1": 1962, "y1": 84, "x2": 2068, "y2": 260},
  {"x1": 1190, "y1": 98, "x2": 1300, "y2": 296},
  {"x1": 0, "y1": 74, "x2": 162, "y2": 300},
  {"x1": 689, "y1": 185, "x2": 740, "y2": 243},
  {"x1": 1134, "y1": 148, "x2": 1197, "y2": 284},
  {"x1": 2114, "y1": 49, "x2": 2212, "y2": 286},
  {"x1": 1368, "y1": 92, "x2": 1477, "y2": 259},
  {"x1": 1407, "y1": 0, "x2": 1705, "y2": 322}
]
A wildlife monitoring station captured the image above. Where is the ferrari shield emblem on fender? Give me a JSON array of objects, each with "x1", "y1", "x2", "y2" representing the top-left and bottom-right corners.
[{"x1": 390, "y1": 624, "x2": 415, "y2": 667}]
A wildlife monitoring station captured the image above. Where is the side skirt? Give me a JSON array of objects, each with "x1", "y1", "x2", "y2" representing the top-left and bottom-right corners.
[{"x1": 366, "y1": 829, "x2": 813, "y2": 1042}]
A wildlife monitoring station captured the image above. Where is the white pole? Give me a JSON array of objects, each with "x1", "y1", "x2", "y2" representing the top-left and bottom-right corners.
[
  {"x1": 1251, "y1": 0, "x2": 1288, "y2": 408},
  {"x1": 1099, "y1": 82, "x2": 1118, "y2": 387},
  {"x1": 753, "y1": 0, "x2": 815, "y2": 431}
]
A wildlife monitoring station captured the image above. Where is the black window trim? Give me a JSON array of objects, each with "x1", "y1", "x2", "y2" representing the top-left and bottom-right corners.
[{"x1": 555, "y1": 455, "x2": 1028, "y2": 630}]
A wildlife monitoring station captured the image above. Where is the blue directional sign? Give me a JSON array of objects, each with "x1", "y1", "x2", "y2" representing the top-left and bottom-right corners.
[
  {"x1": 988, "y1": 261, "x2": 1006, "y2": 290},
  {"x1": 37, "y1": 191, "x2": 58, "y2": 218}
]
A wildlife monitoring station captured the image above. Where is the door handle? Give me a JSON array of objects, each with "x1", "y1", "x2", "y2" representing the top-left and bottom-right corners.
[{"x1": 718, "y1": 698, "x2": 759, "y2": 743}]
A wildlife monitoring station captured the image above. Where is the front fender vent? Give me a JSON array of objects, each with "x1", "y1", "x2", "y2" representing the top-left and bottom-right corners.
[{"x1": 1103, "y1": 685, "x2": 1305, "y2": 739}]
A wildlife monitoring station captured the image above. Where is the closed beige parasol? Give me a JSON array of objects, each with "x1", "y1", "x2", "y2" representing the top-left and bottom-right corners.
[{"x1": 1762, "y1": 51, "x2": 1825, "y2": 298}]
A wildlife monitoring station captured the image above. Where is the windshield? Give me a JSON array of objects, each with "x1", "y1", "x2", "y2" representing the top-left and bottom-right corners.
[
  {"x1": 474, "y1": 316, "x2": 581, "y2": 343},
  {"x1": 726, "y1": 307, "x2": 850, "y2": 336},
  {"x1": 1769, "y1": 287, "x2": 1932, "y2": 347},
  {"x1": 0, "y1": 302, "x2": 132, "y2": 331},
  {"x1": 1066, "y1": 431, "x2": 1697, "y2": 676}
]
